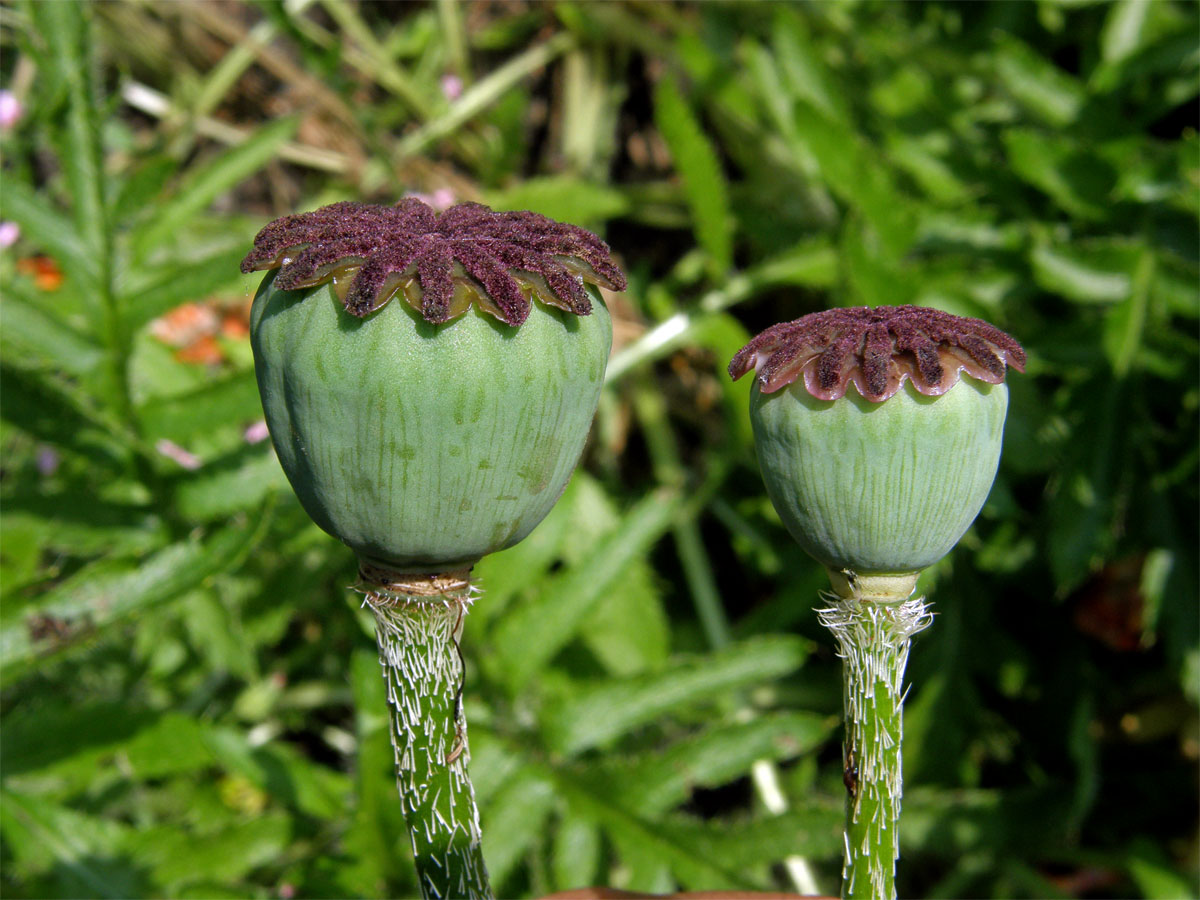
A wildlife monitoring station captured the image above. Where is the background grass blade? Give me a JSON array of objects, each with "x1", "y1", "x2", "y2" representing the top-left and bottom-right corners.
[
  {"x1": 654, "y1": 75, "x2": 733, "y2": 274},
  {"x1": 0, "y1": 505, "x2": 271, "y2": 677},
  {"x1": 541, "y1": 635, "x2": 811, "y2": 756},
  {"x1": 489, "y1": 487, "x2": 683, "y2": 691},
  {"x1": 131, "y1": 117, "x2": 298, "y2": 259}
]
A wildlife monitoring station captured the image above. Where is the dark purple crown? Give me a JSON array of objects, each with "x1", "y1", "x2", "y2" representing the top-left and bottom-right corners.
[
  {"x1": 729, "y1": 305, "x2": 1025, "y2": 402},
  {"x1": 241, "y1": 198, "x2": 626, "y2": 327}
]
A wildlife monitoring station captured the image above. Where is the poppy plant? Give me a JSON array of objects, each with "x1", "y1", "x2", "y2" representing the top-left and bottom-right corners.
[
  {"x1": 731, "y1": 305, "x2": 1024, "y2": 900},
  {"x1": 244, "y1": 198, "x2": 624, "y2": 899}
]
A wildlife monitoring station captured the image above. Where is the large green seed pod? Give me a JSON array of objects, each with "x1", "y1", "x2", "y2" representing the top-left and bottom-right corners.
[
  {"x1": 242, "y1": 198, "x2": 628, "y2": 900},
  {"x1": 251, "y1": 277, "x2": 610, "y2": 573},
  {"x1": 242, "y1": 198, "x2": 624, "y2": 574},
  {"x1": 750, "y1": 377, "x2": 1007, "y2": 574},
  {"x1": 730, "y1": 305, "x2": 1025, "y2": 577}
]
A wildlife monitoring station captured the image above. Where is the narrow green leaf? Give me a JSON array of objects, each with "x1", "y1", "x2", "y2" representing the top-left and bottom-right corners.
[
  {"x1": 551, "y1": 809, "x2": 602, "y2": 890},
  {"x1": 121, "y1": 247, "x2": 249, "y2": 332},
  {"x1": 1154, "y1": 258, "x2": 1200, "y2": 318},
  {"x1": 28, "y1": 0, "x2": 109, "y2": 258},
  {"x1": 569, "y1": 475, "x2": 669, "y2": 675},
  {"x1": 791, "y1": 101, "x2": 914, "y2": 260},
  {"x1": 120, "y1": 813, "x2": 291, "y2": 890},
  {"x1": 0, "y1": 363, "x2": 131, "y2": 470},
  {"x1": 541, "y1": 635, "x2": 811, "y2": 756},
  {"x1": 841, "y1": 217, "x2": 916, "y2": 308},
  {"x1": 1100, "y1": 0, "x2": 1154, "y2": 64},
  {"x1": 122, "y1": 714, "x2": 218, "y2": 779},
  {"x1": 1004, "y1": 130, "x2": 1114, "y2": 220},
  {"x1": 657, "y1": 807, "x2": 844, "y2": 873},
  {"x1": 1127, "y1": 838, "x2": 1200, "y2": 900},
  {"x1": 605, "y1": 243, "x2": 835, "y2": 384},
  {"x1": 993, "y1": 34, "x2": 1087, "y2": 127},
  {"x1": 480, "y1": 767, "x2": 557, "y2": 888},
  {"x1": 343, "y1": 648, "x2": 412, "y2": 893},
  {"x1": 596, "y1": 712, "x2": 836, "y2": 814},
  {"x1": 201, "y1": 727, "x2": 351, "y2": 820},
  {"x1": 2, "y1": 700, "x2": 156, "y2": 779},
  {"x1": 0, "y1": 520, "x2": 43, "y2": 599},
  {"x1": 0, "y1": 506, "x2": 271, "y2": 677},
  {"x1": 132, "y1": 117, "x2": 298, "y2": 259},
  {"x1": 472, "y1": 479, "x2": 577, "y2": 626},
  {"x1": 320, "y1": 0, "x2": 433, "y2": 118},
  {"x1": 552, "y1": 773, "x2": 752, "y2": 891},
  {"x1": 485, "y1": 176, "x2": 630, "y2": 227},
  {"x1": 1, "y1": 179, "x2": 98, "y2": 290},
  {"x1": 743, "y1": 39, "x2": 798, "y2": 144},
  {"x1": 137, "y1": 371, "x2": 262, "y2": 442},
  {"x1": 749, "y1": 238, "x2": 839, "y2": 288},
  {"x1": 1092, "y1": 27, "x2": 1200, "y2": 100},
  {"x1": 654, "y1": 76, "x2": 733, "y2": 273},
  {"x1": 0, "y1": 790, "x2": 138, "y2": 898},
  {"x1": 0, "y1": 487, "x2": 163, "y2": 557},
  {"x1": 111, "y1": 155, "x2": 179, "y2": 225},
  {"x1": 1030, "y1": 239, "x2": 1138, "y2": 305},
  {"x1": 902, "y1": 786, "x2": 1074, "y2": 857},
  {"x1": 1046, "y1": 384, "x2": 1124, "y2": 592},
  {"x1": 489, "y1": 487, "x2": 682, "y2": 691},
  {"x1": 174, "y1": 445, "x2": 289, "y2": 522},
  {"x1": 1, "y1": 287, "x2": 105, "y2": 376},
  {"x1": 580, "y1": 557, "x2": 669, "y2": 676},
  {"x1": 770, "y1": 6, "x2": 846, "y2": 123},
  {"x1": 393, "y1": 31, "x2": 574, "y2": 160},
  {"x1": 1103, "y1": 249, "x2": 1155, "y2": 376},
  {"x1": 608, "y1": 829, "x2": 674, "y2": 894},
  {"x1": 887, "y1": 134, "x2": 972, "y2": 205},
  {"x1": 468, "y1": 728, "x2": 528, "y2": 812}
]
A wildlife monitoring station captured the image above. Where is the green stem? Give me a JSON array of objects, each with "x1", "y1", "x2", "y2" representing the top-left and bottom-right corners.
[
  {"x1": 818, "y1": 571, "x2": 932, "y2": 900},
  {"x1": 363, "y1": 568, "x2": 493, "y2": 900}
]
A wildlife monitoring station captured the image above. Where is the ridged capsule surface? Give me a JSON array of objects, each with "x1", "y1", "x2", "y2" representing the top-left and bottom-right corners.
[
  {"x1": 251, "y1": 275, "x2": 611, "y2": 573},
  {"x1": 750, "y1": 377, "x2": 1009, "y2": 574}
]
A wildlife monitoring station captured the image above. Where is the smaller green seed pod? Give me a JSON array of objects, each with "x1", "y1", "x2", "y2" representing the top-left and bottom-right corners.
[
  {"x1": 730, "y1": 305, "x2": 1025, "y2": 577},
  {"x1": 731, "y1": 305, "x2": 1024, "y2": 900},
  {"x1": 750, "y1": 378, "x2": 1008, "y2": 574}
]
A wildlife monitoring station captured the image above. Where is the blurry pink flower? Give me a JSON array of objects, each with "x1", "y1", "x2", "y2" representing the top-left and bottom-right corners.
[
  {"x1": 0, "y1": 221, "x2": 19, "y2": 249},
  {"x1": 244, "y1": 420, "x2": 270, "y2": 444},
  {"x1": 0, "y1": 90, "x2": 22, "y2": 130},
  {"x1": 36, "y1": 445, "x2": 60, "y2": 477},
  {"x1": 156, "y1": 438, "x2": 202, "y2": 470},
  {"x1": 405, "y1": 188, "x2": 456, "y2": 212},
  {"x1": 440, "y1": 73, "x2": 463, "y2": 101}
]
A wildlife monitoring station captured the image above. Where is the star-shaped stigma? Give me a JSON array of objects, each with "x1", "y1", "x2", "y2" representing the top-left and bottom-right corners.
[
  {"x1": 241, "y1": 198, "x2": 627, "y2": 326},
  {"x1": 729, "y1": 305, "x2": 1026, "y2": 402}
]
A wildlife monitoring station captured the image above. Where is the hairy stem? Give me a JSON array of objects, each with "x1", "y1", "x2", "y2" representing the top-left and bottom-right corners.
[
  {"x1": 818, "y1": 570, "x2": 932, "y2": 900},
  {"x1": 363, "y1": 567, "x2": 493, "y2": 900}
]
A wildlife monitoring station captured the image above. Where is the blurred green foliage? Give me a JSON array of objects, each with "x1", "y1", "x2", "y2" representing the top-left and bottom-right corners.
[{"x1": 1, "y1": 1, "x2": 1197, "y2": 898}]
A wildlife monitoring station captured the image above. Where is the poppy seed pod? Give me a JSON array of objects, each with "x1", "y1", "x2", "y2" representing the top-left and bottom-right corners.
[
  {"x1": 730, "y1": 305, "x2": 1025, "y2": 579},
  {"x1": 243, "y1": 198, "x2": 622, "y2": 574},
  {"x1": 732, "y1": 305, "x2": 1024, "y2": 900}
]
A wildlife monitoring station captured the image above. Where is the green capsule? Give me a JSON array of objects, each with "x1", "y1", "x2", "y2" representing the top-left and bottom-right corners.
[
  {"x1": 751, "y1": 377, "x2": 1008, "y2": 575},
  {"x1": 730, "y1": 305, "x2": 1024, "y2": 579},
  {"x1": 242, "y1": 199, "x2": 623, "y2": 576},
  {"x1": 251, "y1": 276, "x2": 611, "y2": 574}
]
